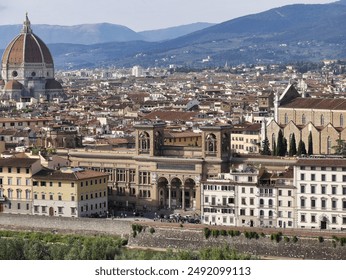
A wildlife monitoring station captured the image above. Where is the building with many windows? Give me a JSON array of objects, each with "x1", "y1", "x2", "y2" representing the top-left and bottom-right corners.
[
  {"x1": 0, "y1": 158, "x2": 42, "y2": 214},
  {"x1": 32, "y1": 167, "x2": 108, "y2": 217},
  {"x1": 201, "y1": 165, "x2": 296, "y2": 229},
  {"x1": 62, "y1": 121, "x2": 233, "y2": 212},
  {"x1": 294, "y1": 158, "x2": 346, "y2": 230}
]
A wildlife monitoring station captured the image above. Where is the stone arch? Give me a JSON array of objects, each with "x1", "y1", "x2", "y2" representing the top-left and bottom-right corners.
[
  {"x1": 157, "y1": 177, "x2": 168, "y2": 208},
  {"x1": 205, "y1": 133, "x2": 217, "y2": 154},
  {"x1": 139, "y1": 131, "x2": 150, "y2": 153},
  {"x1": 183, "y1": 178, "x2": 196, "y2": 209}
]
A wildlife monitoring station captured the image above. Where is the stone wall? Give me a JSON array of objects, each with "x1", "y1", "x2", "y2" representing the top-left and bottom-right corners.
[
  {"x1": 128, "y1": 226, "x2": 346, "y2": 260},
  {"x1": 0, "y1": 213, "x2": 132, "y2": 236},
  {"x1": 1, "y1": 214, "x2": 345, "y2": 259}
]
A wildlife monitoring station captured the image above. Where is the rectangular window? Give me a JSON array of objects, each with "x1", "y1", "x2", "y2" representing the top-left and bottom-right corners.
[
  {"x1": 311, "y1": 185, "x2": 315, "y2": 194},
  {"x1": 58, "y1": 207, "x2": 63, "y2": 214},
  {"x1": 311, "y1": 215, "x2": 316, "y2": 223},
  {"x1": 321, "y1": 185, "x2": 326, "y2": 194},
  {"x1": 17, "y1": 178, "x2": 21, "y2": 186},
  {"x1": 139, "y1": 172, "x2": 151, "y2": 185},
  {"x1": 321, "y1": 199, "x2": 326, "y2": 209},
  {"x1": 116, "y1": 169, "x2": 126, "y2": 182},
  {"x1": 129, "y1": 169, "x2": 136, "y2": 182},
  {"x1": 311, "y1": 174, "x2": 315, "y2": 181},
  {"x1": 300, "y1": 174, "x2": 305, "y2": 181},
  {"x1": 332, "y1": 200, "x2": 337, "y2": 209},
  {"x1": 301, "y1": 198, "x2": 305, "y2": 208},
  {"x1": 240, "y1": 209, "x2": 246, "y2": 216},
  {"x1": 58, "y1": 195, "x2": 62, "y2": 201},
  {"x1": 301, "y1": 214, "x2": 306, "y2": 222},
  {"x1": 332, "y1": 186, "x2": 337, "y2": 195},
  {"x1": 300, "y1": 185, "x2": 305, "y2": 193},
  {"x1": 58, "y1": 182, "x2": 62, "y2": 187},
  {"x1": 311, "y1": 199, "x2": 316, "y2": 208},
  {"x1": 49, "y1": 182, "x2": 53, "y2": 187},
  {"x1": 17, "y1": 168, "x2": 21, "y2": 173},
  {"x1": 332, "y1": 174, "x2": 337, "y2": 182},
  {"x1": 50, "y1": 194, "x2": 53, "y2": 200},
  {"x1": 321, "y1": 174, "x2": 326, "y2": 181}
]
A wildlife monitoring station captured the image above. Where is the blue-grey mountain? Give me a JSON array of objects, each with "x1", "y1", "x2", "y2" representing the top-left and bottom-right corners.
[{"x1": 2, "y1": 1, "x2": 344, "y2": 69}]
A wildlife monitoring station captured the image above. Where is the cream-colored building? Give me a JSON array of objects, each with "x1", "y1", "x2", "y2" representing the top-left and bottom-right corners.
[
  {"x1": 267, "y1": 84, "x2": 346, "y2": 155},
  {"x1": 32, "y1": 167, "x2": 108, "y2": 217},
  {"x1": 0, "y1": 158, "x2": 42, "y2": 214},
  {"x1": 60, "y1": 121, "x2": 233, "y2": 213}
]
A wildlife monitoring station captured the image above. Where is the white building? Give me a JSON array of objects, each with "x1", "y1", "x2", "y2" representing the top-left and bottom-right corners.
[{"x1": 294, "y1": 158, "x2": 346, "y2": 230}]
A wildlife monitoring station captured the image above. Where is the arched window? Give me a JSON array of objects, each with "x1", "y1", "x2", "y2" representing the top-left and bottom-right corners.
[
  {"x1": 268, "y1": 210, "x2": 273, "y2": 218},
  {"x1": 272, "y1": 133, "x2": 276, "y2": 152},
  {"x1": 284, "y1": 113, "x2": 288, "y2": 124},
  {"x1": 327, "y1": 136, "x2": 332, "y2": 154},
  {"x1": 206, "y1": 134, "x2": 217, "y2": 153},
  {"x1": 302, "y1": 114, "x2": 306, "y2": 125},
  {"x1": 260, "y1": 210, "x2": 264, "y2": 217},
  {"x1": 139, "y1": 132, "x2": 150, "y2": 153},
  {"x1": 268, "y1": 199, "x2": 273, "y2": 207},
  {"x1": 320, "y1": 114, "x2": 324, "y2": 126},
  {"x1": 340, "y1": 114, "x2": 344, "y2": 127},
  {"x1": 260, "y1": 199, "x2": 264, "y2": 206}
]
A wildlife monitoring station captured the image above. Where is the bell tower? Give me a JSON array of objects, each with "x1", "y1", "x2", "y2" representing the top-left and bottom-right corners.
[
  {"x1": 134, "y1": 121, "x2": 166, "y2": 157},
  {"x1": 200, "y1": 124, "x2": 232, "y2": 160}
]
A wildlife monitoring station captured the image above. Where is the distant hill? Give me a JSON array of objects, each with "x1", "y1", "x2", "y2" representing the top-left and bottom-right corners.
[
  {"x1": 0, "y1": 23, "x2": 144, "y2": 48},
  {"x1": 139, "y1": 22, "x2": 215, "y2": 42},
  {"x1": 2, "y1": 1, "x2": 346, "y2": 69}
]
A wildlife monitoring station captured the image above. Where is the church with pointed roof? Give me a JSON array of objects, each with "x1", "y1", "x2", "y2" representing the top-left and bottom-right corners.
[
  {"x1": 267, "y1": 84, "x2": 346, "y2": 155},
  {"x1": 0, "y1": 14, "x2": 64, "y2": 103}
]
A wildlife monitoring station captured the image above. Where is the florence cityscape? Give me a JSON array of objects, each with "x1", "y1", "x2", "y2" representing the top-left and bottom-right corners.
[{"x1": 0, "y1": 0, "x2": 346, "y2": 262}]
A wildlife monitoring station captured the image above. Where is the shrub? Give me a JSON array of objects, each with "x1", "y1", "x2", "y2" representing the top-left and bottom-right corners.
[
  {"x1": 220, "y1": 230, "x2": 227, "y2": 236},
  {"x1": 318, "y1": 236, "x2": 324, "y2": 243},
  {"x1": 204, "y1": 228, "x2": 211, "y2": 239},
  {"x1": 284, "y1": 236, "x2": 290, "y2": 242},
  {"x1": 212, "y1": 229, "x2": 220, "y2": 238},
  {"x1": 292, "y1": 236, "x2": 298, "y2": 243},
  {"x1": 149, "y1": 227, "x2": 155, "y2": 234}
]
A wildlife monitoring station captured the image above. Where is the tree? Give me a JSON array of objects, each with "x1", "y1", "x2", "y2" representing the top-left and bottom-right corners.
[
  {"x1": 297, "y1": 140, "x2": 307, "y2": 156},
  {"x1": 283, "y1": 137, "x2": 288, "y2": 156},
  {"x1": 308, "y1": 131, "x2": 313, "y2": 155},
  {"x1": 276, "y1": 130, "x2": 285, "y2": 156},
  {"x1": 332, "y1": 139, "x2": 346, "y2": 155},
  {"x1": 261, "y1": 136, "x2": 271, "y2": 155},
  {"x1": 289, "y1": 133, "x2": 297, "y2": 156}
]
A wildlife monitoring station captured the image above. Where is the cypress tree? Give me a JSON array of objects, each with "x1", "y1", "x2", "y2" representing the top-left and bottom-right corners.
[
  {"x1": 283, "y1": 137, "x2": 288, "y2": 156},
  {"x1": 261, "y1": 136, "x2": 271, "y2": 155},
  {"x1": 297, "y1": 140, "x2": 307, "y2": 156},
  {"x1": 289, "y1": 133, "x2": 297, "y2": 156},
  {"x1": 276, "y1": 130, "x2": 285, "y2": 156},
  {"x1": 308, "y1": 131, "x2": 313, "y2": 155},
  {"x1": 272, "y1": 140, "x2": 277, "y2": 156}
]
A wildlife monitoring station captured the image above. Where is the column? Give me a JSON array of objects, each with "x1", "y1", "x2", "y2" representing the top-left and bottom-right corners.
[
  {"x1": 182, "y1": 186, "x2": 185, "y2": 210},
  {"x1": 168, "y1": 184, "x2": 171, "y2": 209}
]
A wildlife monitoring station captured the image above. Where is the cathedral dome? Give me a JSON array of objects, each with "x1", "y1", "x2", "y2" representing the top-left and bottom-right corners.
[
  {"x1": 1, "y1": 14, "x2": 53, "y2": 67},
  {"x1": 45, "y1": 79, "x2": 62, "y2": 90}
]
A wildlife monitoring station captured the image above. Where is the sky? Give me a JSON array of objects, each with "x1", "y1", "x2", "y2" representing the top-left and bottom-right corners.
[{"x1": 0, "y1": 0, "x2": 336, "y2": 31}]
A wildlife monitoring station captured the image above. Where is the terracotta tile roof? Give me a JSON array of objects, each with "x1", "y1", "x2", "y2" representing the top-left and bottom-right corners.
[
  {"x1": 33, "y1": 168, "x2": 108, "y2": 181},
  {"x1": 281, "y1": 97, "x2": 346, "y2": 110},
  {"x1": 142, "y1": 110, "x2": 198, "y2": 122},
  {"x1": 0, "y1": 158, "x2": 39, "y2": 168},
  {"x1": 296, "y1": 158, "x2": 346, "y2": 167}
]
